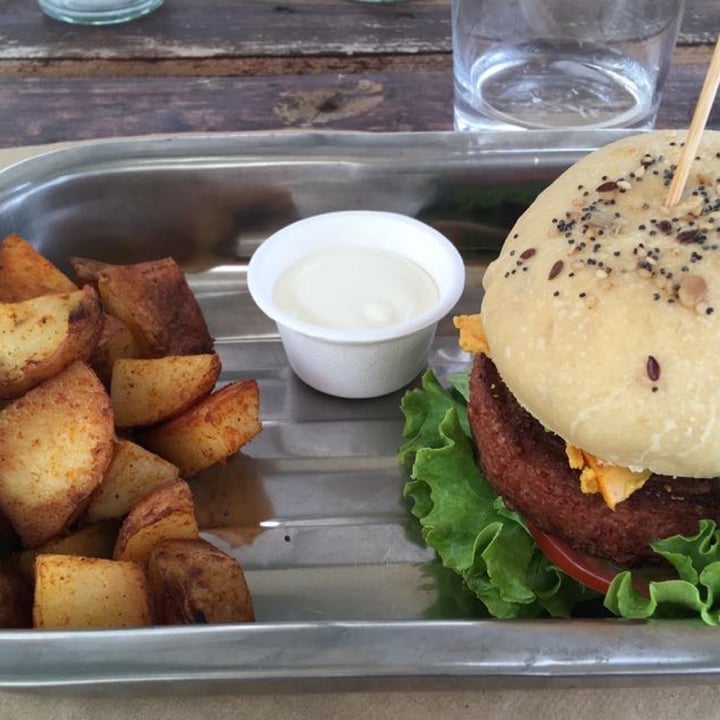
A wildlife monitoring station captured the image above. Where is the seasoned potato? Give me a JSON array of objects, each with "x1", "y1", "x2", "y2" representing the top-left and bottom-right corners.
[
  {"x1": 33, "y1": 554, "x2": 153, "y2": 629},
  {"x1": 89, "y1": 314, "x2": 142, "y2": 387},
  {"x1": 148, "y1": 538, "x2": 254, "y2": 625},
  {"x1": 85, "y1": 439, "x2": 180, "y2": 524},
  {"x1": 111, "y1": 354, "x2": 221, "y2": 428},
  {"x1": 0, "y1": 234, "x2": 76, "y2": 302},
  {"x1": 0, "y1": 508, "x2": 20, "y2": 557},
  {"x1": 114, "y1": 479, "x2": 199, "y2": 564},
  {"x1": 16, "y1": 519, "x2": 120, "y2": 584},
  {"x1": 139, "y1": 380, "x2": 262, "y2": 477},
  {"x1": 0, "y1": 560, "x2": 32, "y2": 628},
  {"x1": 0, "y1": 238, "x2": 261, "y2": 626},
  {"x1": 0, "y1": 286, "x2": 104, "y2": 399},
  {"x1": 69, "y1": 256, "x2": 112, "y2": 288},
  {"x1": 97, "y1": 258, "x2": 213, "y2": 357},
  {"x1": 0, "y1": 362, "x2": 115, "y2": 548}
]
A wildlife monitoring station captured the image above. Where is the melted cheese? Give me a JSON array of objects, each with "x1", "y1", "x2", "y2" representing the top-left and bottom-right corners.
[
  {"x1": 566, "y1": 444, "x2": 650, "y2": 510},
  {"x1": 453, "y1": 314, "x2": 490, "y2": 355}
]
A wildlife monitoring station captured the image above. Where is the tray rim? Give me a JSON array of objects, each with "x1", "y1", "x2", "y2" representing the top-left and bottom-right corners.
[
  {"x1": 1, "y1": 617, "x2": 719, "y2": 688},
  {"x1": 0, "y1": 128, "x2": 641, "y2": 184}
]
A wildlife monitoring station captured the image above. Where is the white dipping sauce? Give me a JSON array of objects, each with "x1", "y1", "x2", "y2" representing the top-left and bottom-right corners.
[{"x1": 272, "y1": 247, "x2": 440, "y2": 330}]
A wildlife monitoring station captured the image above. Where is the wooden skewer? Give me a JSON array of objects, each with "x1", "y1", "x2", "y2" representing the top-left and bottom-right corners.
[{"x1": 665, "y1": 34, "x2": 720, "y2": 208}]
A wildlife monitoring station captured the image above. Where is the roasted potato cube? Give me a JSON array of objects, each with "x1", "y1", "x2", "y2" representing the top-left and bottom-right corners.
[
  {"x1": 69, "y1": 256, "x2": 112, "y2": 288},
  {"x1": 148, "y1": 538, "x2": 254, "y2": 625},
  {"x1": 16, "y1": 519, "x2": 120, "y2": 584},
  {"x1": 0, "y1": 234, "x2": 76, "y2": 302},
  {"x1": 139, "y1": 380, "x2": 262, "y2": 477},
  {"x1": 0, "y1": 286, "x2": 104, "y2": 399},
  {"x1": 89, "y1": 314, "x2": 142, "y2": 387},
  {"x1": 111, "y1": 354, "x2": 221, "y2": 428},
  {"x1": 33, "y1": 555, "x2": 152, "y2": 629},
  {"x1": 85, "y1": 439, "x2": 180, "y2": 524},
  {"x1": 97, "y1": 258, "x2": 213, "y2": 357},
  {"x1": 0, "y1": 362, "x2": 115, "y2": 548},
  {"x1": 0, "y1": 508, "x2": 20, "y2": 557},
  {"x1": 114, "y1": 479, "x2": 199, "y2": 563},
  {"x1": 0, "y1": 560, "x2": 32, "y2": 628}
]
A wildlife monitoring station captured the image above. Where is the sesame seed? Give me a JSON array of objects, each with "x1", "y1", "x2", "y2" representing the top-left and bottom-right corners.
[
  {"x1": 677, "y1": 228, "x2": 702, "y2": 243},
  {"x1": 548, "y1": 260, "x2": 564, "y2": 280},
  {"x1": 646, "y1": 355, "x2": 661, "y2": 382},
  {"x1": 596, "y1": 180, "x2": 619, "y2": 192}
]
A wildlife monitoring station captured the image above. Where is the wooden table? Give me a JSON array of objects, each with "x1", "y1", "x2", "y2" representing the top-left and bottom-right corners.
[{"x1": 0, "y1": 0, "x2": 718, "y2": 146}]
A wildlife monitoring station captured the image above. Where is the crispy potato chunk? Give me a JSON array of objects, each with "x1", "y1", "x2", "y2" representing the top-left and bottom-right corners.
[
  {"x1": 138, "y1": 380, "x2": 262, "y2": 477},
  {"x1": 33, "y1": 555, "x2": 152, "y2": 629},
  {"x1": 16, "y1": 519, "x2": 120, "y2": 584},
  {"x1": 111, "y1": 354, "x2": 221, "y2": 428},
  {"x1": 114, "y1": 479, "x2": 199, "y2": 564},
  {"x1": 148, "y1": 538, "x2": 254, "y2": 625},
  {"x1": 97, "y1": 258, "x2": 213, "y2": 357},
  {"x1": 0, "y1": 560, "x2": 32, "y2": 628},
  {"x1": 0, "y1": 286, "x2": 104, "y2": 399},
  {"x1": 0, "y1": 362, "x2": 115, "y2": 548},
  {"x1": 69, "y1": 256, "x2": 112, "y2": 288},
  {"x1": 85, "y1": 439, "x2": 180, "y2": 524},
  {"x1": 89, "y1": 314, "x2": 142, "y2": 387},
  {"x1": 0, "y1": 508, "x2": 20, "y2": 557},
  {"x1": 0, "y1": 234, "x2": 76, "y2": 302}
]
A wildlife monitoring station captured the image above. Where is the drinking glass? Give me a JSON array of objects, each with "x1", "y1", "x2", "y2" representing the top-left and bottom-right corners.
[
  {"x1": 452, "y1": 0, "x2": 686, "y2": 131},
  {"x1": 38, "y1": 0, "x2": 163, "y2": 25}
]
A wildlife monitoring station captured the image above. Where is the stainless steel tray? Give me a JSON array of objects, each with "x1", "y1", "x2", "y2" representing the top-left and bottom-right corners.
[{"x1": 0, "y1": 129, "x2": 717, "y2": 691}]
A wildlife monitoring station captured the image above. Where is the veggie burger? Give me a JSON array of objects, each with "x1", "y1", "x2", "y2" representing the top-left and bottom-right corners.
[{"x1": 401, "y1": 129, "x2": 720, "y2": 621}]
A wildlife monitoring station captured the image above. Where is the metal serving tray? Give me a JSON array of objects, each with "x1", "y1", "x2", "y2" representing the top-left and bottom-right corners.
[{"x1": 0, "y1": 129, "x2": 717, "y2": 691}]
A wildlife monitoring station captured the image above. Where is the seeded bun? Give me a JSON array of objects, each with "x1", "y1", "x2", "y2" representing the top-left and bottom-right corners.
[{"x1": 481, "y1": 129, "x2": 720, "y2": 478}]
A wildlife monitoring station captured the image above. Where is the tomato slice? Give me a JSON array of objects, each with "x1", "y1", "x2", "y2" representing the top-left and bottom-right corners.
[
  {"x1": 526, "y1": 523, "x2": 673, "y2": 597},
  {"x1": 526, "y1": 522, "x2": 620, "y2": 594}
]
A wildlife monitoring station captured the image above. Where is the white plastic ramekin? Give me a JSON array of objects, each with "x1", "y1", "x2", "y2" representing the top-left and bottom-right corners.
[{"x1": 247, "y1": 210, "x2": 465, "y2": 398}]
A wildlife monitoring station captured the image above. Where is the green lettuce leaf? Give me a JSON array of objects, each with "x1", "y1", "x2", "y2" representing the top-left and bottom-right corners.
[
  {"x1": 604, "y1": 520, "x2": 720, "y2": 624},
  {"x1": 399, "y1": 369, "x2": 598, "y2": 618},
  {"x1": 399, "y1": 368, "x2": 720, "y2": 625}
]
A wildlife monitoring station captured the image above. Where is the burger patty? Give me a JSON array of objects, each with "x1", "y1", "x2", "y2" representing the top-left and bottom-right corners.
[{"x1": 468, "y1": 353, "x2": 720, "y2": 567}]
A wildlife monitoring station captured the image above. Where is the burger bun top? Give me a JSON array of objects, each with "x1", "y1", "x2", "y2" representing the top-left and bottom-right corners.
[{"x1": 481, "y1": 129, "x2": 720, "y2": 478}]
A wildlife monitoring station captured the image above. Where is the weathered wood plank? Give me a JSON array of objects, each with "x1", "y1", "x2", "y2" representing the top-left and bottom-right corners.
[
  {"x1": 0, "y1": 54, "x2": 450, "y2": 79},
  {"x1": 0, "y1": 0, "x2": 716, "y2": 61},
  {"x1": 0, "y1": 40, "x2": 710, "y2": 80},
  {"x1": 0, "y1": 0, "x2": 451, "y2": 59},
  {"x1": 0, "y1": 60, "x2": 715, "y2": 148}
]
